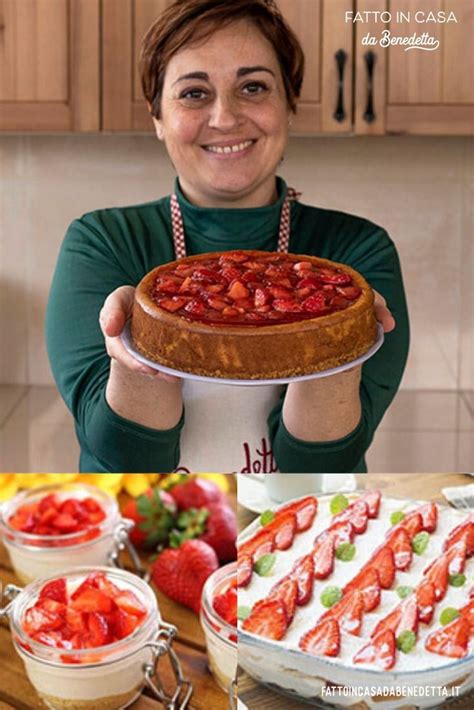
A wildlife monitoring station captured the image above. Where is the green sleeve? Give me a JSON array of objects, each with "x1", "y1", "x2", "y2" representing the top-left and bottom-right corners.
[
  {"x1": 45, "y1": 215, "x2": 183, "y2": 473},
  {"x1": 268, "y1": 228, "x2": 409, "y2": 473}
]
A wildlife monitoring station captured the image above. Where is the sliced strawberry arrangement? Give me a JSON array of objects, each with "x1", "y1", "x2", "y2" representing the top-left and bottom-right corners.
[
  {"x1": 344, "y1": 568, "x2": 381, "y2": 613},
  {"x1": 444, "y1": 517, "x2": 474, "y2": 557},
  {"x1": 425, "y1": 616, "x2": 470, "y2": 659},
  {"x1": 22, "y1": 573, "x2": 148, "y2": 657},
  {"x1": 268, "y1": 577, "x2": 299, "y2": 624},
  {"x1": 299, "y1": 618, "x2": 341, "y2": 657},
  {"x1": 322, "y1": 590, "x2": 365, "y2": 636},
  {"x1": 8, "y1": 494, "x2": 106, "y2": 544},
  {"x1": 241, "y1": 598, "x2": 288, "y2": 640},
  {"x1": 213, "y1": 580, "x2": 237, "y2": 627},
  {"x1": 331, "y1": 499, "x2": 369, "y2": 535},
  {"x1": 353, "y1": 629, "x2": 396, "y2": 670},
  {"x1": 445, "y1": 539, "x2": 467, "y2": 575},
  {"x1": 386, "y1": 527, "x2": 413, "y2": 571},
  {"x1": 290, "y1": 554, "x2": 315, "y2": 606},
  {"x1": 366, "y1": 546, "x2": 396, "y2": 590},
  {"x1": 312, "y1": 533, "x2": 335, "y2": 580},
  {"x1": 360, "y1": 490, "x2": 381, "y2": 519},
  {"x1": 423, "y1": 554, "x2": 449, "y2": 602},
  {"x1": 416, "y1": 578, "x2": 437, "y2": 624},
  {"x1": 416, "y1": 503, "x2": 438, "y2": 533},
  {"x1": 152, "y1": 252, "x2": 363, "y2": 325},
  {"x1": 398, "y1": 511, "x2": 424, "y2": 538},
  {"x1": 278, "y1": 496, "x2": 318, "y2": 532},
  {"x1": 264, "y1": 511, "x2": 296, "y2": 551}
]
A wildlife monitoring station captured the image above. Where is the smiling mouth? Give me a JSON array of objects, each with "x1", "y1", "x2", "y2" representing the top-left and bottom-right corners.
[{"x1": 202, "y1": 139, "x2": 256, "y2": 155}]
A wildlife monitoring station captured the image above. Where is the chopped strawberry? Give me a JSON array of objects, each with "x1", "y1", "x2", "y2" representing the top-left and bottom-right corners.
[
  {"x1": 71, "y1": 588, "x2": 115, "y2": 614},
  {"x1": 344, "y1": 568, "x2": 381, "y2": 612},
  {"x1": 212, "y1": 584, "x2": 237, "y2": 627},
  {"x1": 299, "y1": 618, "x2": 341, "y2": 657},
  {"x1": 290, "y1": 555, "x2": 315, "y2": 606},
  {"x1": 278, "y1": 496, "x2": 318, "y2": 532},
  {"x1": 399, "y1": 511, "x2": 423, "y2": 539},
  {"x1": 318, "y1": 269, "x2": 352, "y2": 286},
  {"x1": 66, "y1": 608, "x2": 87, "y2": 633},
  {"x1": 446, "y1": 539, "x2": 467, "y2": 575},
  {"x1": 269, "y1": 577, "x2": 299, "y2": 624},
  {"x1": 112, "y1": 608, "x2": 141, "y2": 640},
  {"x1": 416, "y1": 579, "x2": 436, "y2": 624},
  {"x1": 425, "y1": 617, "x2": 470, "y2": 658},
  {"x1": 39, "y1": 578, "x2": 67, "y2": 605},
  {"x1": 302, "y1": 293, "x2": 328, "y2": 314},
  {"x1": 324, "y1": 590, "x2": 365, "y2": 636},
  {"x1": 88, "y1": 612, "x2": 111, "y2": 647},
  {"x1": 332, "y1": 499, "x2": 369, "y2": 535},
  {"x1": 423, "y1": 554, "x2": 449, "y2": 602},
  {"x1": 444, "y1": 519, "x2": 474, "y2": 558},
  {"x1": 239, "y1": 528, "x2": 274, "y2": 562},
  {"x1": 237, "y1": 553, "x2": 253, "y2": 588},
  {"x1": 415, "y1": 503, "x2": 438, "y2": 533},
  {"x1": 242, "y1": 599, "x2": 288, "y2": 640},
  {"x1": 158, "y1": 297, "x2": 188, "y2": 313},
  {"x1": 265, "y1": 511, "x2": 296, "y2": 550},
  {"x1": 360, "y1": 490, "x2": 381, "y2": 518},
  {"x1": 367, "y1": 546, "x2": 396, "y2": 589},
  {"x1": 24, "y1": 607, "x2": 64, "y2": 634},
  {"x1": 114, "y1": 590, "x2": 147, "y2": 617},
  {"x1": 354, "y1": 629, "x2": 396, "y2": 670},
  {"x1": 386, "y1": 527, "x2": 413, "y2": 571},
  {"x1": 228, "y1": 280, "x2": 250, "y2": 301},
  {"x1": 312, "y1": 534, "x2": 335, "y2": 580}
]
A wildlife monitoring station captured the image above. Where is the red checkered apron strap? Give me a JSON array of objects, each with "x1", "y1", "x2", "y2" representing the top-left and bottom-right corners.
[
  {"x1": 170, "y1": 193, "x2": 187, "y2": 259},
  {"x1": 277, "y1": 186, "x2": 301, "y2": 253}
]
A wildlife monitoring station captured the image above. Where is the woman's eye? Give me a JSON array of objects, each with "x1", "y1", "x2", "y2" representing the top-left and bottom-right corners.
[
  {"x1": 180, "y1": 88, "x2": 207, "y2": 101},
  {"x1": 242, "y1": 82, "x2": 268, "y2": 95}
]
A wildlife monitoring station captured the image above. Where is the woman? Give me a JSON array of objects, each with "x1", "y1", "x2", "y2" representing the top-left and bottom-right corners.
[{"x1": 46, "y1": 0, "x2": 409, "y2": 473}]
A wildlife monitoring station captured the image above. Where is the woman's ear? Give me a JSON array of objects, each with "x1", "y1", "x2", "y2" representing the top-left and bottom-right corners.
[{"x1": 151, "y1": 116, "x2": 165, "y2": 141}]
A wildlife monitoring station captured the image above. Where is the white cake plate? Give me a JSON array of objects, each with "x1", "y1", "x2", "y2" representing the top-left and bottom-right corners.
[{"x1": 121, "y1": 321, "x2": 384, "y2": 387}]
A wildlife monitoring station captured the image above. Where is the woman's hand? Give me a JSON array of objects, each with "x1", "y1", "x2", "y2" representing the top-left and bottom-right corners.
[
  {"x1": 373, "y1": 290, "x2": 396, "y2": 334},
  {"x1": 99, "y1": 285, "x2": 179, "y2": 383}
]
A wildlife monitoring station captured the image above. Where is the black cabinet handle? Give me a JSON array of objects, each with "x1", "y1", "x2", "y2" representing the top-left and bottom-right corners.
[
  {"x1": 363, "y1": 51, "x2": 376, "y2": 123},
  {"x1": 333, "y1": 49, "x2": 347, "y2": 123}
]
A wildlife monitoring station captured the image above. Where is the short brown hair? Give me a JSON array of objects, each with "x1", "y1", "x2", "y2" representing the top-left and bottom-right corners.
[{"x1": 140, "y1": 0, "x2": 305, "y2": 118}]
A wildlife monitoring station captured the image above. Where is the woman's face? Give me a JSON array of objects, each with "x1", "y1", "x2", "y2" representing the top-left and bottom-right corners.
[{"x1": 154, "y1": 19, "x2": 291, "y2": 208}]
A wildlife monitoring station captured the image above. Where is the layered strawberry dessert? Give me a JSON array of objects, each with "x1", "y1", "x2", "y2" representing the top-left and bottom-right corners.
[
  {"x1": 201, "y1": 561, "x2": 238, "y2": 692},
  {"x1": 0, "y1": 484, "x2": 122, "y2": 583},
  {"x1": 238, "y1": 492, "x2": 474, "y2": 707},
  {"x1": 8, "y1": 568, "x2": 158, "y2": 710},
  {"x1": 132, "y1": 250, "x2": 377, "y2": 379}
]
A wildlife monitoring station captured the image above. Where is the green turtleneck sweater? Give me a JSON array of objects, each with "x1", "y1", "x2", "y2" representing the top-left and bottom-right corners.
[{"x1": 46, "y1": 178, "x2": 409, "y2": 473}]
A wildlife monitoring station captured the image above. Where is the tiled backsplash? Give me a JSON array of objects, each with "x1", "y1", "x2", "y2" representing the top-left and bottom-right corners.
[{"x1": 1, "y1": 135, "x2": 472, "y2": 391}]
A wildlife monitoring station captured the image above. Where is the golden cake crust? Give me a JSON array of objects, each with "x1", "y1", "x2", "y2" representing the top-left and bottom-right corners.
[{"x1": 131, "y1": 251, "x2": 377, "y2": 380}]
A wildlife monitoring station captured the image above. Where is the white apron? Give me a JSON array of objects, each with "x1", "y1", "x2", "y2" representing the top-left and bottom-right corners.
[{"x1": 169, "y1": 188, "x2": 300, "y2": 474}]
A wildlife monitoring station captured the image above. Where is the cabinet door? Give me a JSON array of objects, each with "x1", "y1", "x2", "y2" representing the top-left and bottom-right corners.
[
  {"x1": 0, "y1": 0, "x2": 99, "y2": 131},
  {"x1": 355, "y1": 0, "x2": 474, "y2": 135},
  {"x1": 102, "y1": 0, "x2": 353, "y2": 135}
]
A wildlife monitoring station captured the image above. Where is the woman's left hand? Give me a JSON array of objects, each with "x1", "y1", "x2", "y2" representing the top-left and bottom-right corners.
[{"x1": 373, "y1": 290, "x2": 396, "y2": 333}]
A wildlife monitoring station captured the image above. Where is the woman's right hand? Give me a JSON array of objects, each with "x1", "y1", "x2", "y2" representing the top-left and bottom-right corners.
[{"x1": 99, "y1": 285, "x2": 179, "y2": 383}]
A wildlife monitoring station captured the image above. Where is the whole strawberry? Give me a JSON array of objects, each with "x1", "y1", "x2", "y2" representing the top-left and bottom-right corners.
[
  {"x1": 151, "y1": 539, "x2": 218, "y2": 614},
  {"x1": 122, "y1": 488, "x2": 176, "y2": 550},
  {"x1": 170, "y1": 477, "x2": 224, "y2": 511},
  {"x1": 200, "y1": 503, "x2": 237, "y2": 562}
]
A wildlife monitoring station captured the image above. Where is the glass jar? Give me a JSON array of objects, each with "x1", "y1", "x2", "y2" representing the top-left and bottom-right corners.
[
  {"x1": 200, "y1": 561, "x2": 237, "y2": 693},
  {"x1": 1, "y1": 567, "x2": 192, "y2": 710},
  {"x1": 0, "y1": 483, "x2": 141, "y2": 583}
]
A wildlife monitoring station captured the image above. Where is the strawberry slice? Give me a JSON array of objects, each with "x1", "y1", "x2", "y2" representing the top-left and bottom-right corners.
[
  {"x1": 239, "y1": 528, "x2": 274, "y2": 562},
  {"x1": 52, "y1": 513, "x2": 79, "y2": 533},
  {"x1": 228, "y1": 280, "x2": 250, "y2": 301},
  {"x1": 299, "y1": 618, "x2": 341, "y2": 657},
  {"x1": 424, "y1": 554, "x2": 449, "y2": 602},
  {"x1": 265, "y1": 511, "x2": 296, "y2": 551},
  {"x1": 332, "y1": 499, "x2": 369, "y2": 535},
  {"x1": 459, "y1": 599, "x2": 474, "y2": 633},
  {"x1": 398, "y1": 511, "x2": 423, "y2": 539},
  {"x1": 446, "y1": 539, "x2": 467, "y2": 575},
  {"x1": 416, "y1": 578, "x2": 436, "y2": 624},
  {"x1": 425, "y1": 617, "x2": 470, "y2": 658},
  {"x1": 70, "y1": 588, "x2": 115, "y2": 614},
  {"x1": 113, "y1": 608, "x2": 142, "y2": 640},
  {"x1": 290, "y1": 555, "x2": 314, "y2": 606},
  {"x1": 354, "y1": 629, "x2": 396, "y2": 670},
  {"x1": 38, "y1": 578, "x2": 67, "y2": 605},
  {"x1": 371, "y1": 606, "x2": 401, "y2": 638},
  {"x1": 324, "y1": 590, "x2": 364, "y2": 636},
  {"x1": 416, "y1": 503, "x2": 438, "y2": 533},
  {"x1": 269, "y1": 577, "x2": 299, "y2": 624},
  {"x1": 317, "y1": 520, "x2": 355, "y2": 548},
  {"x1": 367, "y1": 546, "x2": 396, "y2": 589},
  {"x1": 24, "y1": 607, "x2": 64, "y2": 634},
  {"x1": 158, "y1": 297, "x2": 188, "y2": 313},
  {"x1": 278, "y1": 496, "x2": 318, "y2": 532},
  {"x1": 344, "y1": 568, "x2": 381, "y2": 612},
  {"x1": 386, "y1": 527, "x2": 413, "y2": 571},
  {"x1": 242, "y1": 599, "x2": 288, "y2": 640},
  {"x1": 312, "y1": 534, "x2": 335, "y2": 580},
  {"x1": 396, "y1": 595, "x2": 419, "y2": 636},
  {"x1": 444, "y1": 519, "x2": 474, "y2": 558},
  {"x1": 114, "y1": 590, "x2": 147, "y2": 617},
  {"x1": 360, "y1": 490, "x2": 381, "y2": 518},
  {"x1": 88, "y1": 612, "x2": 111, "y2": 647},
  {"x1": 237, "y1": 553, "x2": 253, "y2": 588}
]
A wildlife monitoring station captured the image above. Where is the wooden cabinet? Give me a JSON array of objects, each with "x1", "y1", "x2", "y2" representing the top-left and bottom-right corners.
[
  {"x1": 355, "y1": 0, "x2": 474, "y2": 135},
  {"x1": 0, "y1": 0, "x2": 472, "y2": 134},
  {"x1": 0, "y1": 0, "x2": 99, "y2": 131}
]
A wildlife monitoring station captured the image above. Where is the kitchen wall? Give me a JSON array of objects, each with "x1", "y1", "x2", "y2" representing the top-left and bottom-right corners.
[{"x1": 1, "y1": 134, "x2": 472, "y2": 394}]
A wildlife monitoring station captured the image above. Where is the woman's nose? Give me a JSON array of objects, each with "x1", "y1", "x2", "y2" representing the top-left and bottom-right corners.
[{"x1": 207, "y1": 95, "x2": 242, "y2": 130}]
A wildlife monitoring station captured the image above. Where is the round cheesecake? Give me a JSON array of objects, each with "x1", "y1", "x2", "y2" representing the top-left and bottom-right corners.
[{"x1": 131, "y1": 250, "x2": 377, "y2": 380}]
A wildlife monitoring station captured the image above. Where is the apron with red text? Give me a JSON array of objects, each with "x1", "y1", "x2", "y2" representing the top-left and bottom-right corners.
[{"x1": 169, "y1": 188, "x2": 299, "y2": 473}]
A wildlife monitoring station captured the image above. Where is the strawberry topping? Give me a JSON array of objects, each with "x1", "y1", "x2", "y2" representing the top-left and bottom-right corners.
[{"x1": 299, "y1": 618, "x2": 341, "y2": 657}]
